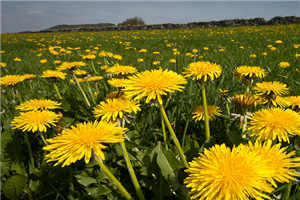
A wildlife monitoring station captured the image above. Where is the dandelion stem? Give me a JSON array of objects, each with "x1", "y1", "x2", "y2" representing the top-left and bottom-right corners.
[
  {"x1": 201, "y1": 83, "x2": 211, "y2": 143},
  {"x1": 86, "y1": 81, "x2": 96, "y2": 105},
  {"x1": 95, "y1": 156, "x2": 133, "y2": 200},
  {"x1": 72, "y1": 73, "x2": 91, "y2": 107},
  {"x1": 120, "y1": 141, "x2": 145, "y2": 200},
  {"x1": 24, "y1": 134, "x2": 35, "y2": 170},
  {"x1": 53, "y1": 82, "x2": 63, "y2": 100},
  {"x1": 39, "y1": 131, "x2": 48, "y2": 145},
  {"x1": 161, "y1": 112, "x2": 168, "y2": 150},
  {"x1": 159, "y1": 101, "x2": 189, "y2": 168},
  {"x1": 91, "y1": 61, "x2": 97, "y2": 74}
]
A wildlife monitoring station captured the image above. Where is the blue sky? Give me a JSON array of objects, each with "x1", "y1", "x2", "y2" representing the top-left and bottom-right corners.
[{"x1": 1, "y1": 1, "x2": 299, "y2": 33}]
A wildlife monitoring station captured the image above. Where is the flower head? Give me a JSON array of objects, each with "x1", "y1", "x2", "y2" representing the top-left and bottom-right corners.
[
  {"x1": 248, "y1": 108, "x2": 300, "y2": 142},
  {"x1": 184, "y1": 144, "x2": 273, "y2": 200},
  {"x1": 108, "y1": 78, "x2": 129, "y2": 88},
  {"x1": 41, "y1": 70, "x2": 66, "y2": 80},
  {"x1": 183, "y1": 61, "x2": 222, "y2": 82},
  {"x1": 285, "y1": 96, "x2": 300, "y2": 110},
  {"x1": 235, "y1": 66, "x2": 266, "y2": 80},
  {"x1": 16, "y1": 99, "x2": 61, "y2": 111},
  {"x1": 278, "y1": 62, "x2": 290, "y2": 68},
  {"x1": 105, "y1": 64, "x2": 137, "y2": 76},
  {"x1": 123, "y1": 69, "x2": 187, "y2": 104},
  {"x1": 247, "y1": 141, "x2": 300, "y2": 187},
  {"x1": 86, "y1": 76, "x2": 103, "y2": 82},
  {"x1": 21, "y1": 74, "x2": 36, "y2": 81},
  {"x1": 0, "y1": 75, "x2": 25, "y2": 86},
  {"x1": 254, "y1": 81, "x2": 289, "y2": 97},
  {"x1": 43, "y1": 121, "x2": 126, "y2": 167},
  {"x1": 192, "y1": 105, "x2": 221, "y2": 121},
  {"x1": 232, "y1": 94, "x2": 264, "y2": 110},
  {"x1": 56, "y1": 61, "x2": 86, "y2": 71},
  {"x1": 11, "y1": 110, "x2": 60, "y2": 133},
  {"x1": 93, "y1": 97, "x2": 140, "y2": 121}
]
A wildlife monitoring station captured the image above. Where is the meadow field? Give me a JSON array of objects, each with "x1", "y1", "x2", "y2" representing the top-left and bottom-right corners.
[{"x1": 1, "y1": 24, "x2": 300, "y2": 200}]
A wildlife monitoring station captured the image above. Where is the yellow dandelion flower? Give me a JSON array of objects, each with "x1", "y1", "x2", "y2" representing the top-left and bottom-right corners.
[
  {"x1": 21, "y1": 74, "x2": 36, "y2": 81},
  {"x1": 262, "y1": 52, "x2": 268, "y2": 56},
  {"x1": 169, "y1": 59, "x2": 176, "y2": 63},
  {"x1": 86, "y1": 76, "x2": 103, "y2": 82},
  {"x1": 137, "y1": 58, "x2": 144, "y2": 62},
  {"x1": 14, "y1": 57, "x2": 22, "y2": 62},
  {"x1": 249, "y1": 54, "x2": 257, "y2": 58},
  {"x1": 123, "y1": 68, "x2": 187, "y2": 104},
  {"x1": 278, "y1": 62, "x2": 290, "y2": 68},
  {"x1": 247, "y1": 141, "x2": 300, "y2": 187},
  {"x1": 11, "y1": 110, "x2": 60, "y2": 133},
  {"x1": 192, "y1": 105, "x2": 221, "y2": 121},
  {"x1": 16, "y1": 99, "x2": 61, "y2": 111},
  {"x1": 108, "y1": 78, "x2": 129, "y2": 88},
  {"x1": 235, "y1": 66, "x2": 266, "y2": 80},
  {"x1": 232, "y1": 94, "x2": 264, "y2": 109},
  {"x1": 74, "y1": 69, "x2": 88, "y2": 76},
  {"x1": 0, "y1": 62, "x2": 7, "y2": 67},
  {"x1": 56, "y1": 61, "x2": 86, "y2": 71},
  {"x1": 105, "y1": 64, "x2": 137, "y2": 75},
  {"x1": 93, "y1": 97, "x2": 140, "y2": 121},
  {"x1": 285, "y1": 96, "x2": 300, "y2": 110},
  {"x1": 275, "y1": 40, "x2": 283, "y2": 44},
  {"x1": 254, "y1": 81, "x2": 289, "y2": 97},
  {"x1": 113, "y1": 54, "x2": 122, "y2": 60},
  {"x1": 54, "y1": 60, "x2": 61, "y2": 64},
  {"x1": 294, "y1": 44, "x2": 300, "y2": 49},
  {"x1": 152, "y1": 61, "x2": 160, "y2": 65},
  {"x1": 81, "y1": 54, "x2": 96, "y2": 60},
  {"x1": 41, "y1": 70, "x2": 66, "y2": 80},
  {"x1": 184, "y1": 144, "x2": 274, "y2": 200},
  {"x1": 152, "y1": 51, "x2": 160, "y2": 55},
  {"x1": 40, "y1": 59, "x2": 47, "y2": 64},
  {"x1": 248, "y1": 108, "x2": 300, "y2": 143},
  {"x1": 192, "y1": 49, "x2": 198, "y2": 53},
  {"x1": 0, "y1": 75, "x2": 25, "y2": 86},
  {"x1": 270, "y1": 96, "x2": 291, "y2": 108},
  {"x1": 183, "y1": 61, "x2": 222, "y2": 82},
  {"x1": 138, "y1": 49, "x2": 147, "y2": 53},
  {"x1": 219, "y1": 89, "x2": 229, "y2": 96},
  {"x1": 43, "y1": 121, "x2": 126, "y2": 167}
]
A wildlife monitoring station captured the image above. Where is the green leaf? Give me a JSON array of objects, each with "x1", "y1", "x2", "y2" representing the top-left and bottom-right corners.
[
  {"x1": 151, "y1": 142, "x2": 176, "y2": 182},
  {"x1": 2, "y1": 175, "x2": 27, "y2": 200},
  {"x1": 75, "y1": 174, "x2": 97, "y2": 187},
  {"x1": 86, "y1": 185, "x2": 112, "y2": 198}
]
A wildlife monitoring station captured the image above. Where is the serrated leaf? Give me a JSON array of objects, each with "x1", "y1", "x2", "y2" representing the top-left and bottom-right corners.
[
  {"x1": 2, "y1": 175, "x2": 27, "y2": 200},
  {"x1": 86, "y1": 185, "x2": 111, "y2": 198}
]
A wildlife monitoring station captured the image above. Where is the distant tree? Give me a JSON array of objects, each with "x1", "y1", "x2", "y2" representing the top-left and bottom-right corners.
[{"x1": 118, "y1": 17, "x2": 145, "y2": 26}]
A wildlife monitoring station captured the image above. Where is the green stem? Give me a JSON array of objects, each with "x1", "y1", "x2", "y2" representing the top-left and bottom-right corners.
[
  {"x1": 182, "y1": 119, "x2": 190, "y2": 148},
  {"x1": 159, "y1": 101, "x2": 189, "y2": 168},
  {"x1": 53, "y1": 82, "x2": 63, "y2": 100},
  {"x1": 72, "y1": 73, "x2": 91, "y2": 107},
  {"x1": 201, "y1": 83, "x2": 211, "y2": 143},
  {"x1": 91, "y1": 60, "x2": 97, "y2": 74},
  {"x1": 39, "y1": 131, "x2": 48, "y2": 145},
  {"x1": 120, "y1": 142, "x2": 145, "y2": 200},
  {"x1": 225, "y1": 101, "x2": 230, "y2": 117},
  {"x1": 95, "y1": 157, "x2": 133, "y2": 200},
  {"x1": 161, "y1": 112, "x2": 168, "y2": 150},
  {"x1": 24, "y1": 134, "x2": 35, "y2": 170},
  {"x1": 86, "y1": 81, "x2": 96, "y2": 104}
]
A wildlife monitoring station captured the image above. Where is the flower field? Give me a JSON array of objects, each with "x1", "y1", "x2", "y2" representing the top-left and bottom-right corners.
[{"x1": 1, "y1": 24, "x2": 300, "y2": 200}]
